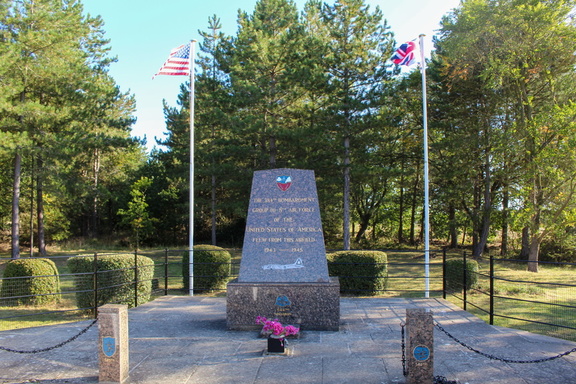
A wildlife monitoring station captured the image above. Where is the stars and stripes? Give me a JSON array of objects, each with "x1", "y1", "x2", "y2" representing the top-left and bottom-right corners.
[
  {"x1": 153, "y1": 44, "x2": 191, "y2": 79},
  {"x1": 391, "y1": 41, "x2": 417, "y2": 66}
]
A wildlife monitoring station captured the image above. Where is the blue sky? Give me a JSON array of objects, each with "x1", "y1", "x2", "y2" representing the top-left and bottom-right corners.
[{"x1": 81, "y1": 0, "x2": 461, "y2": 151}]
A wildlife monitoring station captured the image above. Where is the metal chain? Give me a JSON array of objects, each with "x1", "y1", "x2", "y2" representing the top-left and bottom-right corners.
[
  {"x1": 435, "y1": 320, "x2": 576, "y2": 364},
  {"x1": 434, "y1": 375, "x2": 458, "y2": 384},
  {"x1": 400, "y1": 321, "x2": 407, "y2": 376},
  {"x1": 0, "y1": 319, "x2": 97, "y2": 354}
]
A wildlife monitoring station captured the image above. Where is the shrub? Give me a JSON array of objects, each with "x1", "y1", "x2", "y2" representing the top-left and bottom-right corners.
[
  {"x1": 182, "y1": 245, "x2": 231, "y2": 293},
  {"x1": 444, "y1": 258, "x2": 479, "y2": 292},
  {"x1": 538, "y1": 239, "x2": 576, "y2": 263},
  {"x1": 67, "y1": 254, "x2": 154, "y2": 309},
  {"x1": 327, "y1": 251, "x2": 388, "y2": 295},
  {"x1": 1, "y1": 258, "x2": 61, "y2": 306}
]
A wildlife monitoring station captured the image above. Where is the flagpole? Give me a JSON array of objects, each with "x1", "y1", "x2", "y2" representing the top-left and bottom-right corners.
[
  {"x1": 189, "y1": 40, "x2": 196, "y2": 296},
  {"x1": 419, "y1": 34, "x2": 430, "y2": 298}
]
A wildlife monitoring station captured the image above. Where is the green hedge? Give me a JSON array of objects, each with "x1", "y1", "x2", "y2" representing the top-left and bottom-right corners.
[
  {"x1": 67, "y1": 254, "x2": 154, "y2": 309},
  {"x1": 0, "y1": 258, "x2": 61, "y2": 306},
  {"x1": 445, "y1": 259, "x2": 479, "y2": 292},
  {"x1": 327, "y1": 251, "x2": 388, "y2": 295},
  {"x1": 182, "y1": 245, "x2": 231, "y2": 293}
]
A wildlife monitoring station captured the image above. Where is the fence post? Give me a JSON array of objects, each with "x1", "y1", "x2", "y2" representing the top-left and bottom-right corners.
[
  {"x1": 462, "y1": 251, "x2": 467, "y2": 311},
  {"x1": 164, "y1": 248, "x2": 169, "y2": 296},
  {"x1": 442, "y1": 247, "x2": 447, "y2": 299},
  {"x1": 98, "y1": 304, "x2": 129, "y2": 383},
  {"x1": 134, "y1": 250, "x2": 139, "y2": 308},
  {"x1": 93, "y1": 252, "x2": 99, "y2": 319},
  {"x1": 490, "y1": 253, "x2": 494, "y2": 325},
  {"x1": 405, "y1": 308, "x2": 434, "y2": 384}
]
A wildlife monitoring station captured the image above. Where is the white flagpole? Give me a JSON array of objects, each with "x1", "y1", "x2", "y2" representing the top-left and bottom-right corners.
[
  {"x1": 419, "y1": 34, "x2": 430, "y2": 298},
  {"x1": 189, "y1": 40, "x2": 196, "y2": 296}
]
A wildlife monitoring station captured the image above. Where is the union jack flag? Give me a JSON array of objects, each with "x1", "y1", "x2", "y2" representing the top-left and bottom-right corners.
[
  {"x1": 153, "y1": 44, "x2": 191, "y2": 79},
  {"x1": 391, "y1": 41, "x2": 416, "y2": 66}
]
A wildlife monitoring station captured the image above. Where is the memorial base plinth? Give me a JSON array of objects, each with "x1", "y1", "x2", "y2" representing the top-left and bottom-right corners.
[{"x1": 226, "y1": 278, "x2": 340, "y2": 331}]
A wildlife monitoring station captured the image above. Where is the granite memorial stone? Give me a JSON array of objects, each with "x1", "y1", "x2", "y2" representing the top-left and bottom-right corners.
[
  {"x1": 238, "y1": 168, "x2": 329, "y2": 283},
  {"x1": 227, "y1": 168, "x2": 340, "y2": 331}
]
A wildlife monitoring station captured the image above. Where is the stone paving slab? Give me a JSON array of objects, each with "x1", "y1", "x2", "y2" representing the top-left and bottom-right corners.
[{"x1": 0, "y1": 296, "x2": 575, "y2": 383}]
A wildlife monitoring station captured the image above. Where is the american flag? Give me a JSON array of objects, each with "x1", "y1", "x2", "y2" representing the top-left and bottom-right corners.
[
  {"x1": 153, "y1": 44, "x2": 191, "y2": 79},
  {"x1": 391, "y1": 41, "x2": 416, "y2": 66}
]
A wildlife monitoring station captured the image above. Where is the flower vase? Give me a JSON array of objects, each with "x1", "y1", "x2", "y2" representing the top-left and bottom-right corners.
[{"x1": 267, "y1": 335, "x2": 285, "y2": 353}]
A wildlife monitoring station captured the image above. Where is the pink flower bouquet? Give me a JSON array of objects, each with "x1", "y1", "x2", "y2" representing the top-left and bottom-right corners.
[{"x1": 255, "y1": 316, "x2": 300, "y2": 338}]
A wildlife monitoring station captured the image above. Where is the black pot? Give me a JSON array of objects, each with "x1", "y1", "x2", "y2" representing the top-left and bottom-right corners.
[{"x1": 267, "y1": 336, "x2": 285, "y2": 353}]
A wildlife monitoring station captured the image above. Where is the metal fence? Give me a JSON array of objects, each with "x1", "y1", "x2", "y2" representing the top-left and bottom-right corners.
[
  {"x1": 443, "y1": 250, "x2": 576, "y2": 342},
  {"x1": 1, "y1": 249, "x2": 575, "y2": 341}
]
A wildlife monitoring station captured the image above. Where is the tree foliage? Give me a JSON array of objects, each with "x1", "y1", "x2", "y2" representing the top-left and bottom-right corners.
[
  {"x1": 2, "y1": 0, "x2": 576, "y2": 272},
  {"x1": 0, "y1": 0, "x2": 141, "y2": 256}
]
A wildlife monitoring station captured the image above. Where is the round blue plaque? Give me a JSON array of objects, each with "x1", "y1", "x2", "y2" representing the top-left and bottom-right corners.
[{"x1": 413, "y1": 345, "x2": 430, "y2": 361}]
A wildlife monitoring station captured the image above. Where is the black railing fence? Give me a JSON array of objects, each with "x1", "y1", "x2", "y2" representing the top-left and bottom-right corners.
[
  {"x1": 443, "y1": 249, "x2": 576, "y2": 342},
  {"x1": 1, "y1": 249, "x2": 574, "y2": 341}
]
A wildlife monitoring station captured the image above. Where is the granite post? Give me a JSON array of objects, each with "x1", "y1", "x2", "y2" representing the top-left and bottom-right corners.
[
  {"x1": 406, "y1": 308, "x2": 434, "y2": 384},
  {"x1": 98, "y1": 304, "x2": 129, "y2": 383},
  {"x1": 227, "y1": 168, "x2": 340, "y2": 331}
]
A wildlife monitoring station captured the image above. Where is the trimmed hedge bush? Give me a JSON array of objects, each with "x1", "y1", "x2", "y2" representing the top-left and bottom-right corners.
[
  {"x1": 327, "y1": 251, "x2": 388, "y2": 295},
  {"x1": 182, "y1": 245, "x2": 231, "y2": 293},
  {"x1": 67, "y1": 254, "x2": 154, "y2": 309},
  {"x1": 445, "y1": 259, "x2": 479, "y2": 292},
  {"x1": 0, "y1": 258, "x2": 61, "y2": 306}
]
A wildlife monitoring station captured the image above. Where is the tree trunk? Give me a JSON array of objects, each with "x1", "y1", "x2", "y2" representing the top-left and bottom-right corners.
[
  {"x1": 29, "y1": 162, "x2": 34, "y2": 257},
  {"x1": 527, "y1": 236, "x2": 540, "y2": 272},
  {"x1": 11, "y1": 153, "x2": 22, "y2": 259},
  {"x1": 448, "y1": 205, "x2": 458, "y2": 248},
  {"x1": 37, "y1": 156, "x2": 46, "y2": 256},
  {"x1": 409, "y1": 163, "x2": 420, "y2": 245},
  {"x1": 355, "y1": 213, "x2": 370, "y2": 242},
  {"x1": 520, "y1": 226, "x2": 530, "y2": 260},
  {"x1": 471, "y1": 231, "x2": 478, "y2": 257},
  {"x1": 500, "y1": 187, "x2": 509, "y2": 256},
  {"x1": 343, "y1": 135, "x2": 351, "y2": 250},
  {"x1": 527, "y1": 173, "x2": 542, "y2": 271},
  {"x1": 397, "y1": 166, "x2": 405, "y2": 244},
  {"x1": 211, "y1": 173, "x2": 217, "y2": 245},
  {"x1": 91, "y1": 148, "x2": 101, "y2": 238},
  {"x1": 269, "y1": 135, "x2": 276, "y2": 169}
]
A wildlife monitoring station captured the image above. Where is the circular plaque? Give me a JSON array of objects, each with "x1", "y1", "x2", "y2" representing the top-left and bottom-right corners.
[{"x1": 413, "y1": 345, "x2": 430, "y2": 361}]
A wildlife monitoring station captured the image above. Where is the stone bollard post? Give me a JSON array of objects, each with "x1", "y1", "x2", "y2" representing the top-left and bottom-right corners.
[
  {"x1": 98, "y1": 304, "x2": 129, "y2": 383},
  {"x1": 405, "y1": 308, "x2": 434, "y2": 384}
]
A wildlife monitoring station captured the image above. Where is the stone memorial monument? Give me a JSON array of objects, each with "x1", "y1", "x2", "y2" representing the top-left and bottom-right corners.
[{"x1": 227, "y1": 168, "x2": 340, "y2": 331}]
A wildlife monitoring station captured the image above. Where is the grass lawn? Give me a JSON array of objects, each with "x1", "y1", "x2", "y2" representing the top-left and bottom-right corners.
[{"x1": 449, "y1": 260, "x2": 576, "y2": 341}]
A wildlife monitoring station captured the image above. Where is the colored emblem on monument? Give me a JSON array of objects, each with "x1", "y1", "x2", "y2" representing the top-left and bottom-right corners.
[
  {"x1": 276, "y1": 175, "x2": 292, "y2": 191},
  {"x1": 102, "y1": 337, "x2": 116, "y2": 357},
  {"x1": 275, "y1": 295, "x2": 292, "y2": 307}
]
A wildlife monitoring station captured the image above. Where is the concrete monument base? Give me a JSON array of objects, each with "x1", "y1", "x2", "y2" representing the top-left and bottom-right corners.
[{"x1": 227, "y1": 278, "x2": 340, "y2": 331}]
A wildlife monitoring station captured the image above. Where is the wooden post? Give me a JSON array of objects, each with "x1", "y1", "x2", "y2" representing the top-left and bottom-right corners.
[
  {"x1": 98, "y1": 304, "x2": 129, "y2": 383},
  {"x1": 406, "y1": 308, "x2": 434, "y2": 384}
]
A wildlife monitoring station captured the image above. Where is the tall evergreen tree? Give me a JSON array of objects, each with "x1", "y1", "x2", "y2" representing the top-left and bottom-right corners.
[
  {"x1": 318, "y1": 0, "x2": 394, "y2": 249},
  {"x1": 0, "y1": 0, "x2": 138, "y2": 256},
  {"x1": 227, "y1": 0, "x2": 305, "y2": 169}
]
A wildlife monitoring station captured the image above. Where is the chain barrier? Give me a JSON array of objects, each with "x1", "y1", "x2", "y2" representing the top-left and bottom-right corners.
[
  {"x1": 0, "y1": 319, "x2": 97, "y2": 354},
  {"x1": 435, "y1": 320, "x2": 576, "y2": 364},
  {"x1": 400, "y1": 321, "x2": 407, "y2": 376}
]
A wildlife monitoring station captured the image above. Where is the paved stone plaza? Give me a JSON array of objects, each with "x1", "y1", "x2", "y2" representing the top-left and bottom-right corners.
[{"x1": 1, "y1": 296, "x2": 575, "y2": 383}]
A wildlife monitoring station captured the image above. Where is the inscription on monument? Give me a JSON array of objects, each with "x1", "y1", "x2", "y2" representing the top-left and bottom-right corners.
[{"x1": 238, "y1": 169, "x2": 329, "y2": 283}]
